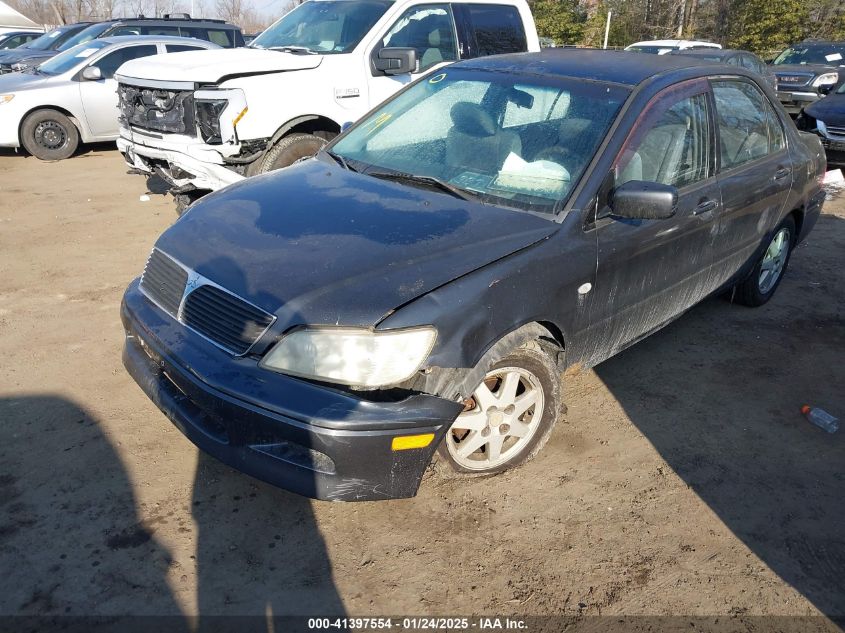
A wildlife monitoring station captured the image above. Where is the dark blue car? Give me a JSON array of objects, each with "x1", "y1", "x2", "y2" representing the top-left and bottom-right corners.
[{"x1": 122, "y1": 50, "x2": 826, "y2": 501}]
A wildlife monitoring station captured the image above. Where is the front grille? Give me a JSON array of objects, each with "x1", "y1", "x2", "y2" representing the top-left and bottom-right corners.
[
  {"x1": 827, "y1": 125, "x2": 845, "y2": 138},
  {"x1": 140, "y1": 249, "x2": 188, "y2": 317},
  {"x1": 776, "y1": 73, "x2": 814, "y2": 87},
  {"x1": 181, "y1": 284, "x2": 274, "y2": 355}
]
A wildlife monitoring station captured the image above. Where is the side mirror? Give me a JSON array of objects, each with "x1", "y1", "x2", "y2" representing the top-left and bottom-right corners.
[
  {"x1": 81, "y1": 66, "x2": 102, "y2": 81},
  {"x1": 374, "y1": 47, "x2": 417, "y2": 75},
  {"x1": 610, "y1": 180, "x2": 678, "y2": 220}
]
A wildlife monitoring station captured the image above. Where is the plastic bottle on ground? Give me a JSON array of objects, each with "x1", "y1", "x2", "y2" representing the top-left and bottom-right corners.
[{"x1": 801, "y1": 406, "x2": 839, "y2": 434}]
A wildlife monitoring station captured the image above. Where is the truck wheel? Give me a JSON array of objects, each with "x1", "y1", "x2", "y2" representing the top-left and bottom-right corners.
[
  {"x1": 437, "y1": 342, "x2": 562, "y2": 476},
  {"x1": 21, "y1": 109, "x2": 79, "y2": 161},
  {"x1": 733, "y1": 216, "x2": 795, "y2": 307},
  {"x1": 258, "y1": 133, "x2": 327, "y2": 174}
]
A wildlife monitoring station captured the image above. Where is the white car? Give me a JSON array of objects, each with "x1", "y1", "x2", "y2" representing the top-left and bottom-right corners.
[
  {"x1": 0, "y1": 36, "x2": 219, "y2": 160},
  {"x1": 625, "y1": 39, "x2": 721, "y2": 55},
  {"x1": 114, "y1": 0, "x2": 540, "y2": 204}
]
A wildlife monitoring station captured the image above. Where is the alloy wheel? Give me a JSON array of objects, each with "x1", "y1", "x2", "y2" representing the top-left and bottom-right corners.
[
  {"x1": 446, "y1": 366, "x2": 545, "y2": 471},
  {"x1": 758, "y1": 227, "x2": 791, "y2": 294}
]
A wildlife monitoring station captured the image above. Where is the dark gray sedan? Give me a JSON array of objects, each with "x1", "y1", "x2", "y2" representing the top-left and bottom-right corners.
[{"x1": 121, "y1": 50, "x2": 826, "y2": 501}]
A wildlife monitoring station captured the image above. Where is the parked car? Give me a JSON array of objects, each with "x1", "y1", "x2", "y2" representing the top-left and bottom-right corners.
[
  {"x1": 115, "y1": 0, "x2": 540, "y2": 209},
  {"x1": 2, "y1": 15, "x2": 244, "y2": 73},
  {"x1": 0, "y1": 23, "x2": 93, "y2": 74},
  {"x1": 0, "y1": 30, "x2": 42, "y2": 50},
  {"x1": 669, "y1": 48, "x2": 777, "y2": 89},
  {"x1": 243, "y1": 33, "x2": 260, "y2": 46},
  {"x1": 625, "y1": 39, "x2": 721, "y2": 54},
  {"x1": 0, "y1": 36, "x2": 219, "y2": 160},
  {"x1": 770, "y1": 40, "x2": 845, "y2": 115},
  {"x1": 799, "y1": 85, "x2": 845, "y2": 169},
  {"x1": 120, "y1": 50, "x2": 826, "y2": 501}
]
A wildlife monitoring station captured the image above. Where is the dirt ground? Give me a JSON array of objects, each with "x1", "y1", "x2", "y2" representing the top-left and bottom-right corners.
[{"x1": 0, "y1": 148, "x2": 843, "y2": 628}]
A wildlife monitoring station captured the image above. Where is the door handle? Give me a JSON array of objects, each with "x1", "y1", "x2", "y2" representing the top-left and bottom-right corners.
[
  {"x1": 774, "y1": 167, "x2": 791, "y2": 181},
  {"x1": 693, "y1": 199, "x2": 718, "y2": 215}
]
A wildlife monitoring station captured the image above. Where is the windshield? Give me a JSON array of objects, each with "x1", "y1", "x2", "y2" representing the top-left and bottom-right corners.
[
  {"x1": 37, "y1": 40, "x2": 110, "y2": 75},
  {"x1": 250, "y1": 0, "x2": 392, "y2": 54},
  {"x1": 24, "y1": 27, "x2": 75, "y2": 51},
  {"x1": 56, "y1": 22, "x2": 111, "y2": 52},
  {"x1": 331, "y1": 70, "x2": 629, "y2": 214},
  {"x1": 773, "y1": 44, "x2": 845, "y2": 66}
]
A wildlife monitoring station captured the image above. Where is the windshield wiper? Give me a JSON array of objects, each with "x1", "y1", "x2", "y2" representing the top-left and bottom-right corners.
[
  {"x1": 368, "y1": 171, "x2": 474, "y2": 201},
  {"x1": 269, "y1": 45, "x2": 317, "y2": 55},
  {"x1": 323, "y1": 149, "x2": 358, "y2": 172}
]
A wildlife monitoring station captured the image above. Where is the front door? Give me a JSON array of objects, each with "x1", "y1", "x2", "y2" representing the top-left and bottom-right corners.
[
  {"x1": 581, "y1": 78, "x2": 724, "y2": 365},
  {"x1": 79, "y1": 44, "x2": 159, "y2": 138},
  {"x1": 366, "y1": 3, "x2": 458, "y2": 108}
]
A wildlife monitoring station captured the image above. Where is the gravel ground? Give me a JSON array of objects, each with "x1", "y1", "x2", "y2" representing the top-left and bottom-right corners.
[{"x1": 0, "y1": 148, "x2": 842, "y2": 629}]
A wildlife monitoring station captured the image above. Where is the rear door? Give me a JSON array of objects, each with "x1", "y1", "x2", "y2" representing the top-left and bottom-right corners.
[
  {"x1": 78, "y1": 43, "x2": 160, "y2": 138},
  {"x1": 709, "y1": 77, "x2": 792, "y2": 284},
  {"x1": 584, "y1": 78, "x2": 723, "y2": 359}
]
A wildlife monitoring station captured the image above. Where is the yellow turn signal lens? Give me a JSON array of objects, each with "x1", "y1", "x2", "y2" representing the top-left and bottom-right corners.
[
  {"x1": 391, "y1": 433, "x2": 435, "y2": 451},
  {"x1": 232, "y1": 107, "x2": 248, "y2": 127}
]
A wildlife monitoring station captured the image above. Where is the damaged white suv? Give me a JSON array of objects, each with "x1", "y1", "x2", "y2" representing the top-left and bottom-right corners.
[{"x1": 115, "y1": 0, "x2": 539, "y2": 207}]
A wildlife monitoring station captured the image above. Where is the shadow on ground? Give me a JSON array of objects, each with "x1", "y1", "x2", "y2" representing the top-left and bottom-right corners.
[
  {"x1": 0, "y1": 395, "x2": 345, "y2": 627},
  {"x1": 594, "y1": 212, "x2": 845, "y2": 619}
]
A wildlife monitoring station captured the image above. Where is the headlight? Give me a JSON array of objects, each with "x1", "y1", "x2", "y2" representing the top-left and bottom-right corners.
[
  {"x1": 260, "y1": 327, "x2": 437, "y2": 388},
  {"x1": 195, "y1": 98, "x2": 226, "y2": 143},
  {"x1": 0, "y1": 94, "x2": 13, "y2": 105},
  {"x1": 812, "y1": 72, "x2": 839, "y2": 88}
]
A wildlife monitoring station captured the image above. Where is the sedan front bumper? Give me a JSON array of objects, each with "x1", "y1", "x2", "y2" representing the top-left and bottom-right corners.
[{"x1": 121, "y1": 281, "x2": 462, "y2": 501}]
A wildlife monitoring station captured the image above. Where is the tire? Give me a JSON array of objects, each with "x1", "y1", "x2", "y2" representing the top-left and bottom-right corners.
[
  {"x1": 173, "y1": 190, "x2": 206, "y2": 216},
  {"x1": 20, "y1": 109, "x2": 79, "y2": 161},
  {"x1": 257, "y1": 133, "x2": 327, "y2": 174},
  {"x1": 436, "y1": 341, "x2": 562, "y2": 476},
  {"x1": 734, "y1": 215, "x2": 796, "y2": 307}
]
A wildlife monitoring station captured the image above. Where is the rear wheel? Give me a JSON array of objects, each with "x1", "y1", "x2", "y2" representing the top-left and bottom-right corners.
[
  {"x1": 437, "y1": 343, "x2": 562, "y2": 476},
  {"x1": 21, "y1": 109, "x2": 79, "y2": 161},
  {"x1": 257, "y1": 133, "x2": 327, "y2": 174},
  {"x1": 734, "y1": 216, "x2": 795, "y2": 306}
]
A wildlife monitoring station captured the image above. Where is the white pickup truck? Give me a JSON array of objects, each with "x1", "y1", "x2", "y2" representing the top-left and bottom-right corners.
[{"x1": 116, "y1": 0, "x2": 539, "y2": 205}]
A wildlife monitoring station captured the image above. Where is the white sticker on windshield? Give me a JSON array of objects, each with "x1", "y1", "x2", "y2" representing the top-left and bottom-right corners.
[
  {"x1": 48, "y1": 31, "x2": 60, "y2": 38},
  {"x1": 76, "y1": 48, "x2": 97, "y2": 58},
  {"x1": 825, "y1": 53, "x2": 843, "y2": 62}
]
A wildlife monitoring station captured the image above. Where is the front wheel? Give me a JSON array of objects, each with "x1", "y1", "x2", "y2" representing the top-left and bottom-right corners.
[
  {"x1": 256, "y1": 133, "x2": 327, "y2": 174},
  {"x1": 734, "y1": 216, "x2": 795, "y2": 307},
  {"x1": 438, "y1": 343, "x2": 562, "y2": 475},
  {"x1": 20, "y1": 109, "x2": 79, "y2": 161}
]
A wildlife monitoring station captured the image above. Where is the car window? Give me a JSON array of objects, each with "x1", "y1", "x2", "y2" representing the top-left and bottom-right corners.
[
  {"x1": 207, "y1": 29, "x2": 235, "y2": 47},
  {"x1": 91, "y1": 44, "x2": 159, "y2": 79},
  {"x1": 143, "y1": 26, "x2": 181, "y2": 37},
  {"x1": 726, "y1": 55, "x2": 740, "y2": 66},
  {"x1": 166, "y1": 44, "x2": 207, "y2": 53},
  {"x1": 0, "y1": 35, "x2": 24, "y2": 49},
  {"x1": 109, "y1": 26, "x2": 142, "y2": 36},
  {"x1": 381, "y1": 4, "x2": 457, "y2": 73},
  {"x1": 616, "y1": 81, "x2": 712, "y2": 189},
  {"x1": 464, "y1": 4, "x2": 527, "y2": 56},
  {"x1": 712, "y1": 80, "x2": 781, "y2": 170}
]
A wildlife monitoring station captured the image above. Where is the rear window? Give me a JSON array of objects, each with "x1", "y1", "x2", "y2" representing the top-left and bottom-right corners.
[
  {"x1": 166, "y1": 44, "x2": 207, "y2": 53},
  {"x1": 142, "y1": 26, "x2": 181, "y2": 36},
  {"x1": 465, "y1": 4, "x2": 526, "y2": 56}
]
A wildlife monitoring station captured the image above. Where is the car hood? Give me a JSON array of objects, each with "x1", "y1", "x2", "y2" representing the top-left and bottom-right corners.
[
  {"x1": 0, "y1": 70, "x2": 49, "y2": 90},
  {"x1": 771, "y1": 63, "x2": 839, "y2": 77},
  {"x1": 0, "y1": 49, "x2": 54, "y2": 65},
  {"x1": 805, "y1": 92, "x2": 845, "y2": 125},
  {"x1": 154, "y1": 160, "x2": 559, "y2": 329},
  {"x1": 117, "y1": 47, "x2": 323, "y2": 84}
]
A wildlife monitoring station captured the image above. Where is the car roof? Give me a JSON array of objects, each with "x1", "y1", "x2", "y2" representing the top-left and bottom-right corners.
[
  {"x1": 454, "y1": 49, "x2": 718, "y2": 87},
  {"x1": 627, "y1": 39, "x2": 717, "y2": 47},
  {"x1": 95, "y1": 16, "x2": 233, "y2": 26},
  {"x1": 670, "y1": 48, "x2": 752, "y2": 58},
  {"x1": 96, "y1": 35, "x2": 218, "y2": 45}
]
